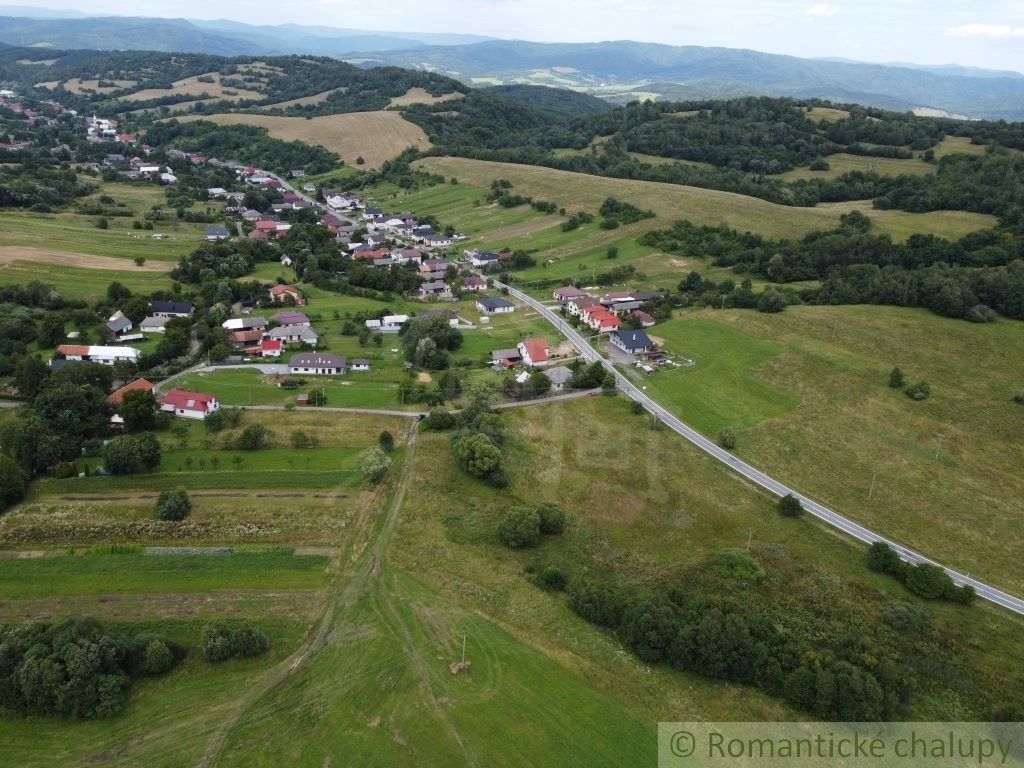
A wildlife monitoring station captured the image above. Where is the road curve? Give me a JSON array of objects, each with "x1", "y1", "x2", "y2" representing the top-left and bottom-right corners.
[{"x1": 494, "y1": 278, "x2": 1024, "y2": 616}]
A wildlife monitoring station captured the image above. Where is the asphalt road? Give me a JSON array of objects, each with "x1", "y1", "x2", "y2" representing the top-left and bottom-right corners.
[{"x1": 495, "y1": 279, "x2": 1024, "y2": 616}]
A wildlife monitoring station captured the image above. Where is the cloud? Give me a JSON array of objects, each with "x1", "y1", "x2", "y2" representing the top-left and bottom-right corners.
[
  {"x1": 805, "y1": 3, "x2": 838, "y2": 17},
  {"x1": 945, "y1": 23, "x2": 1024, "y2": 39}
]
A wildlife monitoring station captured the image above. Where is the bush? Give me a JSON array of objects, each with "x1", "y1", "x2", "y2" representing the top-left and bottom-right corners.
[
  {"x1": 204, "y1": 408, "x2": 241, "y2": 432},
  {"x1": 778, "y1": 494, "x2": 803, "y2": 517},
  {"x1": 0, "y1": 454, "x2": 27, "y2": 510},
  {"x1": 234, "y1": 423, "x2": 270, "y2": 450},
  {"x1": 719, "y1": 427, "x2": 736, "y2": 450},
  {"x1": 904, "y1": 563, "x2": 954, "y2": 599},
  {"x1": 568, "y1": 578, "x2": 627, "y2": 629},
  {"x1": 888, "y1": 366, "x2": 905, "y2": 388},
  {"x1": 153, "y1": 488, "x2": 191, "y2": 521},
  {"x1": 905, "y1": 381, "x2": 931, "y2": 400},
  {"x1": 866, "y1": 542, "x2": 903, "y2": 574},
  {"x1": 496, "y1": 506, "x2": 541, "y2": 548},
  {"x1": 289, "y1": 430, "x2": 319, "y2": 449},
  {"x1": 880, "y1": 601, "x2": 931, "y2": 632},
  {"x1": 423, "y1": 409, "x2": 455, "y2": 430},
  {"x1": 535, "y1": 502, "x2": 566, "y2": 535},
  {"x1": 105, "y1": 432, "x2": 161, "y2": 474},
  {"x1": 379, "y1": 430, "x2": 395, "y2": 452},
  {"x1": 358, "y1": 446, "x2": 392, "y2": 483},
  {"x1": 201, "y1": 622, "x2": 270, "y2": 662},
  {"x1": 126, "y1": 633, "x2": 183, "y2": 676},
  {"x1": 710, "y1": 549, "x2": 765, "y2": 582},
  {"x1": 621, "y1": 599, "x2": 681, "y2": 663},
  {"x1": 537, "y1": 565, "x2": 568, "y2": 591},
  {"x1": 756, "y1": 289, "x2": 788, "y2": 313}
]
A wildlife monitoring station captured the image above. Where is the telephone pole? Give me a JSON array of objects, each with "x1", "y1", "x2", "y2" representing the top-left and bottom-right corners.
[
  {"x1": 934, "y1": 433, "x2": 945, "y2": 460},
  {"x1": 746, "y1": 530, "x2": 753, "y2": 552},
  {"x1": 868, "y1": 471, "x2": 878, "y2": 499},
  {"x1": 461, "y1": 630, "x2": 467, "y2": 666}
]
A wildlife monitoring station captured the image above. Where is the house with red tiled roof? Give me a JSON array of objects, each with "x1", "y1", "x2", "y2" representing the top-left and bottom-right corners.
[
  {"x1": 159, "y1": 388, "x2": 219, "y2": 420},
  {"x1": 260, "y1": 339, "x2": 282, "y2": 358},
  {"x1": 106, "y1": 378, "x2": 154, "y2": 406},
  {"x1": 517, "y1": 338, "x2": 550, "y2": 367},
  {"x1": 268, "y1": 284, "x2": 305, "y2": 305}
]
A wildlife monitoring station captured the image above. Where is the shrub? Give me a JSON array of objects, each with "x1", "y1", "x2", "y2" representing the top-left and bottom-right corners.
[
  {"x1": 153, "y1": 488, "x2": 191, "y2": 521},
  {"x1": 201, "y1": 622, "x2": 270, "y2": 662},
  {"x1": 234, "y1": 423, "x2": 270, "y2": 450},
  {"x1": 621, "y1": 599, "x2": 682, "y2": 663},
  {"x1": 358, "y1": 446, "x2": 392, "y2": 483},
  {"x1": 378, "y1": 430, "x2": 395, "y2": 452},
  {"x1": 866, "y1": 542, "x2": 903, "y2": 574},
  {"x1": 423, "y1": 409, "x2": 454, "y2": 430},
  {"x1": 905, "y1": 381, "x2": 931, "y2": 400},
  {"x1": 568, "y1": 578, "x2": 628, "y2": 629},
  {"x1": 880, "y1": 602, "x2": 931, "y2": 632},
  {"x1": 904, "y1": 563, "x2": 954, "y2": 599},
  {"x1": 535, "y1": 502, "x2": 566, "y2": 535},
  {"x1": 710, "y1": 549, "x2": 765, "y2": 582},
  {"x1": 497, "y1": 506, "x2": 541, "y2": 548},
  {"x1": 888, "y1": 366, "x2": 905, "y2": 388},
  {"x1": 778, "y1": 494, "x2": 803, "y2": 517},
  {"x1": 537, "y1": 565, "x2": 568, "y2": 591},
  {"x1": 290, "y1": 430, "x2": 318, "y2": 449},
  {"x1": 126, "y1": 633, "x2": 182, "y2": 676},
  {"x1": 719, "y1": 427, "x2": 736, "y2": 450},
  {"x1": 204, "y1": 408, "x2": 241, "y2": 432},
  {"x1": 756, "y1": 289, "x2": 788, "y2": 313}
]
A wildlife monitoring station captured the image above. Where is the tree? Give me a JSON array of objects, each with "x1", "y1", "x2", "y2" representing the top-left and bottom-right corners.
[
  {"x1": 106, "y1": 282, "x2": 131, "y2": 303},
  {"x1": 451, "y1": 433, "x2": 503, "y2": 480},
  {"x1": 778, "y1": 494, "x2": 803, "y2": 517},
  {"x1": 866, "y1": 542, "x2": 903, "y2": 574},
  {"x1": 119, "y1": 389, "x2": 158, "y2": 433},
  {"x1": 202, "y1": 622, "x2": 269, "y2": 661},
  {"x1": 888, "y1": 366, "x2": 905, "y2": 388},
  {"x1": 904, "y1": 563, "x2": 954, "y2": 599},
  {"x1": 13, "y1": 356, "x2": 50, "y2": 401},
  {"x1": 153, "y1": 488, "x2": 191, "y2": 521},
  {"x1": 496, "y1": 506, "x2": 541, "y2": 548},
  {"x1": 358, "y1": 447, "x2": 392, "y2": 482},
  {"x1": 378, "y1": 431, "x2": 395, "y2": 452},
  {"x1": 208, "y1": 343, "x2": 230, "y2": 363},
  {"x1": 105, "y1": 433, "x2": 161, "y2": 474},
  {"x1": 37, "y1": 315, "x2": 66, "y2": 349},
  {"x1": 622, "y1": 599, "x2": 681, "y2": 663},
  {"x1": 290, "y1": 430, "x2": 318, "y2": 449},
  {"x1": 536, "y1": 502, "x2": 566, "y2": 535},
  {"x1": 757, "y1": 289, "x2": 788, "y2": 313},
  {"x1": 0, "y1": 454, "x2": 27, "y2": 510},
  {"x1": 719, "y1": 427, "x2": 737, "y2": 450}
]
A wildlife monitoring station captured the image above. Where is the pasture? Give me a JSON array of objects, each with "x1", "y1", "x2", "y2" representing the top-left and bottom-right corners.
[
  {"x1": 174, "y1": 112, "x2": 430, "y2": 168},
  {"x1": 120, "y1": 73, "x2": 264, "y2": 103},
  {"x1": 640, "y1": 305, "x2": 1024, "y2": 594},
  {"x1": 780, "y1": 152, "x2": 934, "y2": 181}
]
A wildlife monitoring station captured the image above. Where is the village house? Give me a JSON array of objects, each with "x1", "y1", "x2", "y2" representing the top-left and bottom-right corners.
[
  {"x1": 517, "y1": 338, "x2": 550, "y2": 367},
  {"x1": 272, "y1": 310, "x2": 310, "y2": 328},
  {"x1": 54, "y1": 345, "x2": 141, "y2": 367},
  {"x1": 466, "y1": 250, "x2": 501, "y2": 268},
  {"x1": 568, "y1": 296, "x2": 600, "y2": 317},
  {"x1": 461, "y1": 275, "x2": 488, "y2": 292},
  {"x1": 267, "y1": 325, "x2": 319, "y2": 345},
  {"x1": 350, "y1": 359, "x2": 371, "y2": 372},
  {"x1": 610, "y1": 329, "x2": 655, "y2": 356},
  {"x1": 105, "y1": 313, "x2": 133, "y2": 339},
  {"x1": 268, "y1": 284, "x2": 305, "y2": 305},
  {"x1": 365, "y1": 315, "x2": 408, "y2": 333},
  {"x1": 490, "y1": 348, "x2": 522, "y2": 367},
  {"x1": 204, "y1": 225, "x2": 230, "y2": 241},
  {"x1": 476, "y1": 297, "x2": 515, "y2": 314},
  {"x1": 259, "y1": 339, "x2": 283, "y2": 358},
  {"x1": 150, "y1": 300, "x2": 193, "y2": 318},
  {"x1": 545, "y1": 366, "x2": 574, "y2": 392},
  {"x1": 139, "y1": 316, "x2": 168, "y2": 334},
  {"x1": 553, "y1": 286, "x2": 591, "y2": 303},
  {"x1": 222, "y1": 317, "x2": 268, "y2": 332},
  {"x1": 418, "y1": 280, "x2": 452, "y2": 300},
  {"x1": 582, "y1": 305, "x2": 621, "y2": 333},
  {"x1": 160, "y1": 388, "x2": 220, "y2": 420},
  {"x1": 229, "y1": 329, "x2": 264, "y2": 350},
  {"x1": 393, "y1": 248, "x2": 423, "y2": 265},
  {"x1": 631, "y1": 310, "x2": 656, "y2": 328},
  {"x1": 422, "y1": 233, "x2": 455, "y2": 249},
  {"x1": 106, "y1": 378, "x2": 154, "y2": 407},
  {"x1": 289, "y1": 353, "x2": 347, "y2": 376}
]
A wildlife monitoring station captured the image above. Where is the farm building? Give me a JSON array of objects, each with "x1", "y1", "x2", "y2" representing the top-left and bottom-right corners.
[{"x1": 53, "y1": 345, "x2": 141, "y2": 366}]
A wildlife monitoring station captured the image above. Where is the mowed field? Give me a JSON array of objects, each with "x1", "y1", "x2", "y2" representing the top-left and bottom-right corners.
[
  {"x1": 176, "y1": 112, "x2": 430, "y2": 168},
  {"x1": 780, "y1": 152, "x2": 934, "y2": 181},
  {"x1": 120, "y1": 73, "x2": 264, "y2": 103},
  {"x1": 387, "y1": 87, "x2": 463, "y2": 107},
  {"x1": 36, "y1": 78, "x2": 137, "y2": 94},
  {"x1": 639, "y1": 305, "x2": 1024, "y2": 595},
  {"x1": 414, "y1": 157, "x2": 997, "y2": 241}
]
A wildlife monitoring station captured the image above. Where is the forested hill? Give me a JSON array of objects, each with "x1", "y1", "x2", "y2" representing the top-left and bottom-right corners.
[{"x1": 351, "y1": 40, "x2": 1024, "y2": 121}]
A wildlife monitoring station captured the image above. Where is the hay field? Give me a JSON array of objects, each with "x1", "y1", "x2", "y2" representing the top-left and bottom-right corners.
[
  {"x1": 258, "y1": 87, "x2": 347, "y2": 110},
  {"x1": 387, "y1": 87, "x2": 463, "y2": 107},
  {"x1": 177, "y1": 111, "x2": 430, "y2": 168},
  {"x1": 780, "y1": 152, "x2": 934, "y2": 181}
]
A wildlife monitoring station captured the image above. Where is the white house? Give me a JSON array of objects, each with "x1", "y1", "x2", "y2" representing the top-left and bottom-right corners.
[
  {"x1": 517, "y1": 338, "x2": 550, "y2": 367},
  {"x1": 365, "y1": 314, "x2": 408, "y2": 333},
  {"x1": 350, "y1": 358, "x2": 371, "y2": 372},
  {"x1": 159, "y1": 388, "x2": 220, "y2": 420},
  {"x1": 289, "y1": 353, "x2": 347, "y2": 375},
  {"x1": 54, "y1": 345, "x2": 141, "y2": 366},
  {"x1": 476, "y1": 297, "x2": 515, "y2": 314}
]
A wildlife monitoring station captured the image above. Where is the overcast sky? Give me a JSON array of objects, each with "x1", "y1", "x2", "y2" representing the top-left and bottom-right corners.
[{"x1": 26, "y1": 0, "x2": 1024, "y2": 72}]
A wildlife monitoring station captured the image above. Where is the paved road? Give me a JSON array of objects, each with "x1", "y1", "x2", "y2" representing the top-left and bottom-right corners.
[
  {"x1": 265, "y1": 172, "x2": 325, "y2": 212},
  {"x1": 494, "y1": 279, "x2": 1024, "y2": 616}
]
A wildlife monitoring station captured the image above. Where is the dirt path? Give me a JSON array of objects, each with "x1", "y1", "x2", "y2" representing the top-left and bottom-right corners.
[{"x1": 0, "y1": 246, "x2": 171, "y2": 272}]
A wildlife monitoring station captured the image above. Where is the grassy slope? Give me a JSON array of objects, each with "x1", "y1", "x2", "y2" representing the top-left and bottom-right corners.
[
  {"x1": 642, "y1": 306, "x2": 1024, "y2": 594},
  {"x1": 414, "y1": 157, "x2": 996, "y2": 241}
]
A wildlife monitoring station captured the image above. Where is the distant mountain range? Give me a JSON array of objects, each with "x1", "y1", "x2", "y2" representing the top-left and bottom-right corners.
[
  {"x1": 0, "y1": 14, "x2": 492, "y2": 57},
  {"x1": 0, "y1": 11, "x2": 1022, "y2": 119}
]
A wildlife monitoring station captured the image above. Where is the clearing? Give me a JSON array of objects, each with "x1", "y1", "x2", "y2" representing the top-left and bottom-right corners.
[
  {"x1": 121, "y1": 73, "x2": 264, "y2": 103},
  {"x1": 388, "y1": 87, "x2": 463, "y2": 108},
  {"x1": 0, "y1": 246, "x2": 170, "y2": 272},
  {"x1": 780, "y1": 152, "x2": 934, "y2": 181}
]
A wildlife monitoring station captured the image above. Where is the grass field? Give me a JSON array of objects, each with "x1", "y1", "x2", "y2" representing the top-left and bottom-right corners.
[
  {"x1": 388, "y1": 87, "x2": 463, "y2": 107},
  {"x1": 257, "y1": 87, "x2": 347, "y2": 109},
  {"x1": 36, "y1": 78, "x2": 137, "y2": 94},
  {"x1": 933, "y1": 135, "x2": 989, "y2": 159},
  {"x1": 414, "y1": 157, "x2": 997, "y2": 241},
  {"x1": 175, "y1": 112, "x2": 429, "y2": 168},
  {"x1": 781, "y1": 152, "x2": 934, "y2": 181},
  {"x1": 639, "y1": 305, "x2": 1024, "y2": 594}
]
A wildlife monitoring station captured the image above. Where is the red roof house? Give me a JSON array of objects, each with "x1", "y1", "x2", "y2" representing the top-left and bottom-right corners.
[
  {"x1": 106, "y1": 378, "x2": 154, "y2": 406},
  {"x1": 517, "y1": 338, "x2": 550, "y2": 367},
  {"x1": 268, "y1": 284, "x2": 305, "y2": 305},
  {"x1": 159, "y1": 388, "x2": 220, "y2": 420}
]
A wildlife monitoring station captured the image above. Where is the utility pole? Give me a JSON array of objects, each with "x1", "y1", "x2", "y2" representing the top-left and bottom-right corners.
[
  {"x1": 935, "y1": 433, "x2": 945, "y2": 460},
  {"x1": 746, "y1": 530, "x2": 753, "y2": 552},
  {"x1": 461, "y1": 630, "x2": 467, "y2": 667},
  {"x1": 868, "y1": 471, "x2": 878, "y2": 499},
  {"x1": 831, "y1": 324, "x2": 837, "y2": 339}
]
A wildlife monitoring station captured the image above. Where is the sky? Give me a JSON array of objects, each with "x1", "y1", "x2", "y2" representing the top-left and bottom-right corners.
[{"x1": 20, "y1": 0, "x2": 1024, "y2": 73}]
